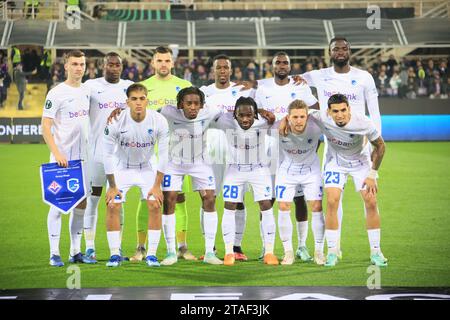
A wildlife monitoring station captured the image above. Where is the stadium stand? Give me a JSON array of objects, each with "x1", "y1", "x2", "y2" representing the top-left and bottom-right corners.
[{"x1": 0, "y1": 0, "x2": 449, "y2": 118}]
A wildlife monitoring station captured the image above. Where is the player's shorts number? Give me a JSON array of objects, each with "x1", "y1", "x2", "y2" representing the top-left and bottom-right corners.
[
  {"x1": 163, "y1": 175, "x2": 171, "y2": 187},
  {"x1": 223, "y1": 185, "x2": 238, "y2": 199},
  {"x1": 275, "y1": 185, "x2": 286, "y2": 199},
  {"x1": 325, "y1": 171, "x2": 340, "y2": 184}
]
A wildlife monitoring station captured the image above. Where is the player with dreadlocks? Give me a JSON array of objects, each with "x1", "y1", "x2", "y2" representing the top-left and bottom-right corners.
[{"x1": 211, "y1": 96, "x2": 279, "y2": 266}]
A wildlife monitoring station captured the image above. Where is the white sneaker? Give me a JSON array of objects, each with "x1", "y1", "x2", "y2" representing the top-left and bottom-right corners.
[
  {"x1": 314, "y1": 251, "x2": 326, "y2": 265},
  {"x1": 203, "y1": 252, "x2": 223, "y2": 265},
  {"x1": 281, "y1": 251, "x2": 295, "y2": 265},
  {"x1": 160, "y1": 252, "x2": 178, "y2": 266}
]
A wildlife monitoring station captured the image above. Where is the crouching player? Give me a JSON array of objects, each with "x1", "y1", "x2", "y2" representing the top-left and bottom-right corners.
[
  {"x1": 103, "y1": 83, "x2": 169, "y2": 267},
  {"x1": 275, "y1": 100, "x2": 325, "y2": 265}
]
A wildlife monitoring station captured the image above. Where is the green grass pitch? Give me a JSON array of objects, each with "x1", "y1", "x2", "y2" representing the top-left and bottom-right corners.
[{"x1": 0, "y1": 142, "x2": 449, "y2": 289}]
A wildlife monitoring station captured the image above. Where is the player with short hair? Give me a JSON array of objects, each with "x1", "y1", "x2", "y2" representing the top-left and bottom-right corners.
[
  {"x1": 159, "y1": 86, "x2": 223, "y2": 265},
  {"x1": 274, "y1": 100, "x2": 325, "y2": 265},
  {"x1": 274, "y1": 37, "x2": 382, "y2": 259},
  {"x1": 41, "y1": 50, "x2": 96, "y2": 266},
  {"x1": 83, "y1": 52, "x2": 133, "y2": 261},
  {"x1": 255, "y1": 51, "x2": 320, "y2": 262},
  {"x1": 213, "y1": 96, "x2": 279, "y2": 266},
  {"x1": 307, "y1": 93, "x2": 387, "y2": 267},
  {"x1": 103, "y1": 83, "x2": 169, "y2": 267},
  {"x1": 199, "y1": 54, "x2": 255, "y2": 261},
  {"x1": 131, "y1": 46, "x2": 194, "y2": 262}
]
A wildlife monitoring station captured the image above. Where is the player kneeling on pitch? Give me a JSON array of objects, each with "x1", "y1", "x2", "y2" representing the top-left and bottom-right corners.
[
  {"x1": 306, "y1": 94, "x2": 387, "y2": 267},
  {"x1": 274, "y1": 100, "x2": 325, "y2": 265},
  {"x1": 103, "y1": 83, "x2": 169, "y2": 267},
  {"x1": 213, "y1": 97, "x2": 279, "y2": 266}
]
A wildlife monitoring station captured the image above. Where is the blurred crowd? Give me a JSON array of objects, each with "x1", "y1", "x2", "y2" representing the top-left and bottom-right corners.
[{"x1": 1, "y1": 48, "x2": 449, "y2": 108}]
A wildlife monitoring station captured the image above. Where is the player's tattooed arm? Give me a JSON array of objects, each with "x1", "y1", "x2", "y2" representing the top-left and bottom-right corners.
[
  {"x1": 370, "y1": 136, "x2": 386, "y2": 170},
  {"x1": 107, "y1": 108, "x2": 122, "y2": 124}
]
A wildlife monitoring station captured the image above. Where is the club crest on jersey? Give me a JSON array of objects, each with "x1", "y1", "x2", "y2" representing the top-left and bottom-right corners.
[
  {"x1": 308, "y1": 138, "x2": 313, "y2": 144},
  {"x1": 104, "y1": 127, "x2": 109, "y2": 135},
  {"x1": 208, "y1": 176, "x2": 214, "y2": 182},
  {"x1": 148, "y1": 129, "x2": 153, "y2": 135},
  {"x1": 232, "y1": 90, "x2": 237, "y2": 97},
  {"x1": 67, "y1": 178, "x2": 80, "y2": 193},
  {"x1": 351, "y1": 80, "x2": 357, "y2": 85},
  {"x1": 175, "y1": 86, "x2": 181, "y2": 92},
  {"x1": 349, "y1": 134, "x2": 355, "y2": 138},
  {"x1": 291, "y1": 92, "x2": 297, "y2": 99},
  {"x1": 47, "y1": 181, "x2": 61, "y2": 195}
]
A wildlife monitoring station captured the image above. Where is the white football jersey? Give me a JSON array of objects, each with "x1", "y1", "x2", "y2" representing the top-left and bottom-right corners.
[
  {"x1": 212, "y1": 113, "x2": 272, "y2": 168},
  {"x1": 309, "y1": 110, "x2": 380, "y2": 167},
  {"x1": 200, "y1": 83, "x2": 255, "y2": 113},
  {"x1": 42, "y1": 82, "x2": 90, "y2": 160},
  {"x1": 302, "y1": 66, "x2": 380, "y2": 131},
  {"x1": 273, "y1": 118, "x2": 322, "y2": 168},
  {"x1": 255, "y1": 79, "x2": 317, "y2": 120},
  {"x1": 160, "y1": 105, "x2": 222, "y2": 165},
  {"x1": 84, "y1": 77, "x2": 133, "y2": 162},
  {"x1": 103, "y1": 108, "x2": 169, "y2": 174}
]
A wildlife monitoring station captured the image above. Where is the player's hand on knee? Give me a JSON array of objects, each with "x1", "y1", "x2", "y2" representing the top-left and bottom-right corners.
[
  {"x1": 363, "y1": 178, "x2": 377, "y2": 196},
  {"x1": 148, "y1": 187, "x2": 163, "y2": 207},
  {"x1": 107, "y1": 108, "x2": 122, "y2": 124},
  {"x1": 106, "y1": 187, "x2": 121, "y2": 207}
]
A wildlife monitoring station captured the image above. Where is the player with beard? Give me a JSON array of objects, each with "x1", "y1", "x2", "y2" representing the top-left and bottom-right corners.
[
  {"x1": 255, "y1": 52, "x2": 320, "y2": 263},
  {"x1": 275, "y1": 38, "x2": 381, "y2": 259}
]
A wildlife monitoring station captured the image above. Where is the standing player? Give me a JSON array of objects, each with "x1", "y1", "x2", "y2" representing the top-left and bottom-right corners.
[
  {"x1": 273, "y1": 100, "x2": 325, "y2": 265},
  {"x1": 255, "y1": 52, "x2": 319, "y2": 262},
  {"x1": 103, "y1": 83, "x2": 169, "y2": 267},
  {"x1": 41, "y1": 50, "x2": 96, "y2": 266},
  {"x1": 199, "y1": 54, "x2": 255, "y2": 261},
  {"x1": 290, "y1": 37, "x2": 382, "y2": 258},
  {"x1": 159, "y1": 87, "x2": 223, "y2": 265},
  {"x1": 131, "y1": 46, "x2": 193, "y2": 262},
  {"x1": 213, "y1": 97, "x2": 279, "y2": 266},
  {"x1": 83, "y1": 52, "x2": 133, "y2": 261},
  {"x1": 308, "y1": 94, "x2": 387, "y2": 267}
]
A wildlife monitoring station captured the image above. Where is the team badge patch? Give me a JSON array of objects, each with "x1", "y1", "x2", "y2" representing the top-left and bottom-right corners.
[
  {"x1": 351, "y1": 80, "x2": 357, "y2": 85},
  {"x1": 47, "y1": 181, "x2": 62, "y2": 195},
  {"x1": 148, "y1": 129, "x2": 153, "y2": 135},
  {"x1": 45, "y1": 100, "x2": 52, "y2": 109},
  {"x1": 232, "y1": 90, "x2": 237, "y2": 97},
  {"x1": 308, "y1": 138, "x2": 313, "y2": 144},
  {"x1": 67, "y1": 178, "x2": 80, "y2": 193},
  {"x1": 291, "y1": 92, "x2": 296, "y2": 99}
]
